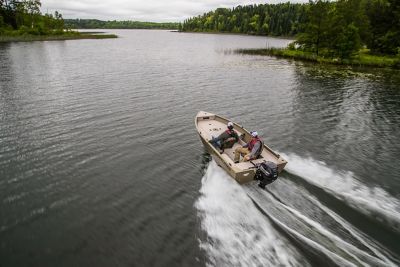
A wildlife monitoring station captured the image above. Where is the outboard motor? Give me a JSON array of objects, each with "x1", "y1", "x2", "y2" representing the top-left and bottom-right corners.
[{"x1": 254, "y1": 161, "x2": 279, "y2": 189}]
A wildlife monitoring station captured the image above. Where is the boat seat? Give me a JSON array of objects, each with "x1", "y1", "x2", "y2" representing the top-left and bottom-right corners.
[{"x1": 222, "y1": 147, "x2": 236, "y2": 161}]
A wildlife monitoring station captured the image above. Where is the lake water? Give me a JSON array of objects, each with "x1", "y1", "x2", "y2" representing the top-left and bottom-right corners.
[{"x1": 0, "y1": 29, "x2": 399, "y2": 266}]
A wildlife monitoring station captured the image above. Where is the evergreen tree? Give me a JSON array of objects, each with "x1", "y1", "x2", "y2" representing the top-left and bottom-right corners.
[
  {"x1": 366, "y1": 0, "x2": 400, "y2": 54},
  {"x1": 330, "y1": 0, "x2": 365, "y2": 58},
  {"x1": 296, "y1": 0, "x2": 332, "y2": 56},
  {"x1": 182, "y1": 3, "x2": 307, "y2": 36},
  {"x1": 0, "y1": 0, "x2": 69, "y2": 35}
]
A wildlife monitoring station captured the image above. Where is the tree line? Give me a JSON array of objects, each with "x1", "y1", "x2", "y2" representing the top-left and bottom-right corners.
[
  {"x1": 0, "y1": 0, "x2": 64, "y2": 35},
  {"x1": 65, "y1": 19, "x2": 180, "y2": 30},
  {"x1": 182, "y1": 3, "x2": 307, "y2": 36},
  {"x1": 182, "y1": 0, "x2": 400, "y2": 57},
  {"x1": 296, "y1": 0, "x2": 399, "y2": 57},
  {"x1": 0, "y1": 2, "x2": 179, "y2": 36}
]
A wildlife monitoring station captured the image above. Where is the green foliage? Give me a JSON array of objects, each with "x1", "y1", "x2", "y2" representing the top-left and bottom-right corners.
[
  {"x1": 186, "y1": 0, "x2": 400, "y2": 59},
  {"x1": 0, "y1": 32, "x2": 117, "y2": 42},
  {"x1": 332, "y1": 0, "x2": 365, "y2": 58},
  {"x1": 182, "y1": 3, "x2": 308, "y2": 36},
  {"x1": 0, "y1": 0, "x2": 66, "y2": 36},
  {"x1": 365, "y1": 0, "x2": 400, "y2": 55},
  {"x1": 295, "y1": 0, "x2": 366, "y2": 59},
  {"x1": 287, "y1": 42, "x2": 296, "y2": 50},
  {"x1": 296, "y1": 0, "x2": 332, "y2": 55},
  {"x1": 333, "y1": 23, "x2": 361, "y2": 59},
  {"x1": 238, "y1": 47, "x2": 400, "y2": 68},
  {"x1": 64, "y1": 19, "x2": 179, "y2": 30}
]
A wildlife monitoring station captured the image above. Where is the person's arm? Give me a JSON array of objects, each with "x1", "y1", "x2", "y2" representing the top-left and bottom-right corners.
[
  {"x1": 248, "y1": 142, "x2": 261, "y2": 159},
  {"x1": 225, "y1": 137, "x2": 234, "y2": 142},
  {"x1": 226, "y1": 134, "x2": 238, "y2": 143},
  {"x1": 234, "y1": 132, "x2": 239, "y2": 142},
  {"x1": 223, "y1": 131, "x2": 238, "y2": 143}
]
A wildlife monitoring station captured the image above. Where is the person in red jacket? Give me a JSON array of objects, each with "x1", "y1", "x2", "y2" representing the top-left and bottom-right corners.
[{"x1": 234, "y1": 131, "x2": 263, "y2": 163}]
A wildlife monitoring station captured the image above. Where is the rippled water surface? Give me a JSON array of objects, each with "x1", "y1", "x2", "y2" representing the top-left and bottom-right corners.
[{"x1": 1, "y1": 30, "x2": 400, "y2": 266}]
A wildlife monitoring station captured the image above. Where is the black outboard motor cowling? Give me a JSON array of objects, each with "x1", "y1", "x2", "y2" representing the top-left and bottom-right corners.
[{"x1": 254, "y1": 161, "x2": 278, "y2": 189}]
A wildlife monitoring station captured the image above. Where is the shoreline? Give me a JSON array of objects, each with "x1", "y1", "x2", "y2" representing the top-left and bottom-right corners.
[
  {"x1": 237, "y1": 48, "x2": 400, "y2": 69},
  {"x1": 0, "y1": 33, "x2": 118, "y2": 43},
  {"x1": 179, "y1": 30, "x2": 295, "y2": 40}
]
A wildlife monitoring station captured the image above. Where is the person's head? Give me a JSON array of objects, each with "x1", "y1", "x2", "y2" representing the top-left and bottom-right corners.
[
  {"x1": 251, "y1": 131, "x2": 258, "y2": 138},
  {"x1": 227, "y1": 122, "x2": 234, "y2": 130}
]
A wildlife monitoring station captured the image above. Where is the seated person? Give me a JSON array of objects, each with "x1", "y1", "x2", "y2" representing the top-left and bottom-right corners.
[
  {"x1": 234, "y1": 131, "x2": 263, "y2": 163},
  {"x1": 210, "y1": 122, "x2": 239, "y2": 151}
]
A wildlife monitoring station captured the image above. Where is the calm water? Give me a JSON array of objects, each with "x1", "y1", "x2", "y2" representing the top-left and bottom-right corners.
[{"x1": 0, "y1": 30, "x2": 400, "y2": 266}]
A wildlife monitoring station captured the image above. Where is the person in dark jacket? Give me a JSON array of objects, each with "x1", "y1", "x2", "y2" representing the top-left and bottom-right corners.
[
  {"x1": 210, "y1": 122, "x2": 239, "y2": 151},
  {"x1": 234, "y1": 131, "x2": 263, "y2": 163}
]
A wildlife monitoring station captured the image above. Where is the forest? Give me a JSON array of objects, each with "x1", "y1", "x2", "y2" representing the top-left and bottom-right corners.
[
  {"x1": 182, "y1": 0, "x2": 400, "y2": 57},
  {"x1": 0, "y1": 0, "x2": 64, "y2": 35},
  {"x1": 182, "y1": 3, "x2": 307, "y2": 37},
  {"x1": 65, "y1": 19, "x2": 180, "y2": 30}
]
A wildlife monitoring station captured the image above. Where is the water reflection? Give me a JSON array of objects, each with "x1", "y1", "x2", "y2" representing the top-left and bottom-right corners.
[
  {"x1": 289, "y1": 63, "x2": 400, "y2": 192},
  {"x1": 1, "y1": 30, "x2": 399, "y2": 266}
]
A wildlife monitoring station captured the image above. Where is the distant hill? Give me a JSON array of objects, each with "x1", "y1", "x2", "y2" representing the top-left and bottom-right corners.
[{"x1": 65, "y1": 19, "x2": 180, "y2": 30}]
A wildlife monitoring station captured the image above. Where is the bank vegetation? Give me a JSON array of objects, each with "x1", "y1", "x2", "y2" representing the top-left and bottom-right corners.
[
  {"x1": 0, "y1": 0, "x2": 117, "y2": 42},
  {"x1": 183, "y1": 0, "x2": 400, "y2": 68},
  {"x1": 65, "y1": 19, "x2": 180, "y2": 30}
]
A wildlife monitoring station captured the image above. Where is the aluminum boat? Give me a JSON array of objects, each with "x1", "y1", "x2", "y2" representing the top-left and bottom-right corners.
[{"x1": 195, "y1": 111, "x2": 287, "y2": 184}]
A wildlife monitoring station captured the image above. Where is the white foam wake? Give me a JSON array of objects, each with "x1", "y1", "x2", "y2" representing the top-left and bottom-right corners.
[
  {"x1": 305, "y1": 195, "x2": 397, "y2": 266},
  {"x1": 281, "y1": 152, "x2": 400, "y2": 231},
  {"x1": 195, "y1": 161, "x2": 308, "y2": 267}
]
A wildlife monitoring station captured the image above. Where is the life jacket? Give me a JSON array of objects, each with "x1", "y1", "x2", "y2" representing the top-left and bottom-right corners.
[
  {"x1": 248, "y1": 137, "x2": 260, "y2": 150},
  {"x1": 248, "y1": 137, "x2": 263, "y2": 158}
]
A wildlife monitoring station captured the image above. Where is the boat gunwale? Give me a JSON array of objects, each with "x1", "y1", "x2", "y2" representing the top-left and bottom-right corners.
[{"x1": 195, "y1": 111, "x2": 286, "y2": 165}]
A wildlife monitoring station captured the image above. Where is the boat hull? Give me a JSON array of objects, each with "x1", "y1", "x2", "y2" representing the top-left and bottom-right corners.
[{"x1": 198, "y1": 134, "x2": 258, "y2": 184}]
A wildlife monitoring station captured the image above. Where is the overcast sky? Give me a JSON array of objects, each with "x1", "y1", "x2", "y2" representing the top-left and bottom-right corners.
[{"x1": 41, "y1": 0, "x2": 305, "y2": 22}]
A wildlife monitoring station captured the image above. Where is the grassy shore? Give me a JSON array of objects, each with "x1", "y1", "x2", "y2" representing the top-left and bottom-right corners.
[
  {"x1": 237, "y1": 48, "x2": 400, "y2": 69},
  {"x1": 0, "y1": 32, "x2": 118, "y2": 43}
]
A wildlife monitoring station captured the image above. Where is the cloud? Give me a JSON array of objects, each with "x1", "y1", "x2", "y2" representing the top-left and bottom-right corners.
[{"x1": 41, "y1": 0, "x2": 305, "y2": 22}]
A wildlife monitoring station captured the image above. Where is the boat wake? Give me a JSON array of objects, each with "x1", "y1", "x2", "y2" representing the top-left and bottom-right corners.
[
  {"x1": 195, "y1": 161, "x2": 308, "y2": 267},
  {"x1": 280, "y1": 152, "x2": 400, "y2": 232},
  {"x1": 196, "y1": 158, "x2": 399, "y2": 266}
]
